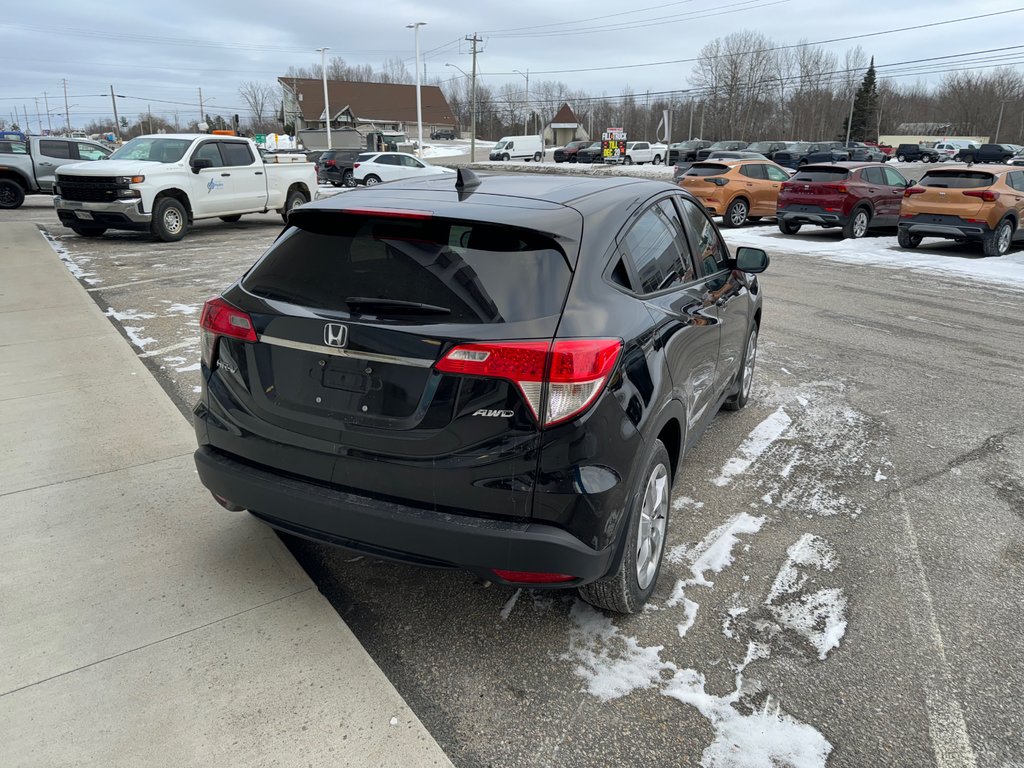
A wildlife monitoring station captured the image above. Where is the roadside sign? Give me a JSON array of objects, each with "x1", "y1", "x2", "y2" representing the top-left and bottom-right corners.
[
  {"x1": 255, "y1": 133, "x2": 267, "y2": 145},
  {"x1": 602, "y1": 128, "x2": 627, "y2": 161}
]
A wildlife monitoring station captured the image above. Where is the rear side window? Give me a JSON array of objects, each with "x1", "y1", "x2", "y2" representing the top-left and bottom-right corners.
[
  {"x1": 861, "y1": 167, "x2": 885, "y2": 185},
  {"x1": 220, "y1": 142, "x2": 254, "y2": 166},
  {"x1": 621, "y1": 202, "x2": 693, "y2": 294},
  {"x1": 39, "y1": 140, "x2": 72, "y2": 159},
  {"x1": 194, "y1": 142, "x2": 224, "y2": 167},
  {"x1": 740, "y1": 164, "x2": 767, "y2": 180},
  {"x1": 919, "y1": 171, "x2": 994, "y2": 189},
  {"x1": 242, "y1": 216, "x2": 571, "y2": 325},
  {"x1": 686, "y1": 163, "x2": 730, "y2": 177},
  {"x1": 791, "y1": 168, "x2": 851, "y2": 182},
  {"x1": 356, "y1": 152, "x2": 375, "y2": 161}
]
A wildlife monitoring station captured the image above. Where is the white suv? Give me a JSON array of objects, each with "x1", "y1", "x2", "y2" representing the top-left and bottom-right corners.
[{"x1": 933, "y1": 141, "x2": 978, "y2": 161}]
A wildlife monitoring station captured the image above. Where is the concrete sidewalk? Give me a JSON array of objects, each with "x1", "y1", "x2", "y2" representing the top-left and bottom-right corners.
[{"x1": 0, "y1": 222, "x2": 453, "y2": 767}]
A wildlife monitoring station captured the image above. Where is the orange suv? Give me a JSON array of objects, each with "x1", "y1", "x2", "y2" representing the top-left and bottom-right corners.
[
  {"x1": 899, "y1": 165, "x2": 1024, "y2": 256},
  {"x1": 678, "y1": 159, "x2": 792, "y2": 227}
]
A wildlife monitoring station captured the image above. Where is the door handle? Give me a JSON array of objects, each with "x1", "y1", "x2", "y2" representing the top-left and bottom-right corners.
[
  {"x1": 220, "y1": 173, "x2": 231, "y2": 177},
  {"x1": 39, "y1": 162, "x2": 54, "y2": 167},
  {"x1": 254, "y1": 171, "x2": 263, "y2": 175}
]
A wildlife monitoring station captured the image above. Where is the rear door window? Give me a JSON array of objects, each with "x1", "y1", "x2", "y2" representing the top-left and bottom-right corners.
[
  {"x1": 39, "y1": 140, "x2": 72, "y2": 159},
  {"x1": 919, "y1": 171, "x2": 994, "y2": 189},
  {"x1": 242, "y1": 215, "x2": 571, "y2": 324},
  {"x1": 220, "y1": 141, "x2": 254, "y2": 166},
  {"x1": 861, "y1": 167, "x2": 885, "y2": 185},
  {"x1": 620, "y1": 202, "x2": 692, "y2": 295},
  {"x1": 765, "y1": 165, "x2": 790, "y2": 181},
  {"x1": 740, "y1": 164, "x2": 767, "y2": 180},
  {"x1": 193, "y1": 142, "x2": 224, "y2": 167}
]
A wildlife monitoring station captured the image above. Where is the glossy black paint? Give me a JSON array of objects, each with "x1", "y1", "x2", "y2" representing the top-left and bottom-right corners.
[{"x1": 194, "y1": 172, "x2": 764, "y2": 583}]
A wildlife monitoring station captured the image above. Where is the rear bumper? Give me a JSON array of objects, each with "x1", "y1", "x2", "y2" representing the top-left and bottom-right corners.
[
  {"x1": 54, "y1": 196, "x2": 151, "y2": 230},
  {"x1": 900, "y1": 219, "x2": 991, "y2": 240},
  {"x1": 193, "y1": 445, "x2": 615, "y2": 585},
  {"x1": 778, "y1": 209, "x2": 844, "y2": 226}
]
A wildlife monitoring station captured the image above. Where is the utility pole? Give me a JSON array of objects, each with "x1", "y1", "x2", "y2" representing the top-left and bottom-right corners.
[
  {"x1": 148, "y1": 105, "x2": 154, "y2": 134},
  {"x1": 688, "y1": 98, "x2": 694, "y2": 140},
  {"x1": 407, "y1": 23, "x2": 426, "y2": 158},
  {"x1": 995, "y1": 100, "x2": 1006, "y2": 143},
  {"x1": 23, "y1": 105, "x2": 30, "y2": 136},
  {"x1": 34, "y1": 98, "x2": 42, "y2": 134},
  {"x1": 316, "y1": 47, "x2": 331, "y2": 149},
  {"x1": 62, "y1": 78, "x2": 70, "y2": 134},
  {"x1": 110, "y1": 85, "x2": 121, "y2": 141},
  {"x1": 198, "y1": 87, "x2": 204, "y2": 127},
  {"x1": 43, "y1": 92, "x2": 52, "y2": 134},
  {"x1": 466, "y1": 33, "x2": 482, "y2": 161}
]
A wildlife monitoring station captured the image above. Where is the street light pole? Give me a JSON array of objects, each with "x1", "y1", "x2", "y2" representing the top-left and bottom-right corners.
[
  {"x1": 407, "y1": 22, "x2": 427, "y2": 158},
  {"x1": 995, "y1": 100, "x2": 1007, "y2": 143},
  {"x1": 316, "y1": 46, "x2": 332, "y2": 149}
]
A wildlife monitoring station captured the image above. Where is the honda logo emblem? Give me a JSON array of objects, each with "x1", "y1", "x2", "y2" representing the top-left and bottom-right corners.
[{"x1": 323, "y1": 323, "x2": 348, "y2": 348}]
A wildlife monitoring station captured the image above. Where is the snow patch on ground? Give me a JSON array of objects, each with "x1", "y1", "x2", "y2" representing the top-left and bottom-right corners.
[
  {"x1": 105, "y1": 307, "x2": 156, "y2": 322},
  {"x1": 721, "y1": 226, "x2": 1024, "y2": 289},
  {"x1": 499, "y1": 589, "x2": 522, "y2": 621},
  {"x1": 672, "y1": 495, "x2": 706, "y2": 511},
  {"x1": 671, "y1": 513, "x2": 767, "y2": 587},
  {"x1": 166, "y1": 303, "x2": 199, "y2": 315},
  {"x1": 122, "y1": 326, "x2": 156, "y2": 349},
  {"x1": 713, "y1": 407, "x2": 792, "y2": 486},
  {"x1": 564, "y1": 601, "x2": 674, "y2": 701},
  {"x1": 174, "y1": 362, "x2": 200, "y2": 373},
  {"x1": 469, "y1": 161, "x2": 676, "y2": 180},
  {"x1": 765, "y1": 535, "x2": 847, "y2": 660}
]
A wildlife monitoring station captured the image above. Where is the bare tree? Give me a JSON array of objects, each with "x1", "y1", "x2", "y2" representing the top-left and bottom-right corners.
[{"x1": 238, "y1": 81, "x2": 277, "y2": 131}]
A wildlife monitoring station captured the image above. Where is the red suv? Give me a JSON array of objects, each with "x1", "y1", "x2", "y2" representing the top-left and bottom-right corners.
[{"x1": 776, "y1": 162, "x2": 911, "y2": 238}]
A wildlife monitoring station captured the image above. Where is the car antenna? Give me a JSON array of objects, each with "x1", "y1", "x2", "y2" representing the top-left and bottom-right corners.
[{"x1": 456, "y1": 167, "x2": 481, "y2": 191}]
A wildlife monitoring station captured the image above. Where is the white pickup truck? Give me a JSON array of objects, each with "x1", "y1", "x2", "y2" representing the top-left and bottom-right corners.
[
  {"x1": 616, "y1": 141, "x2": 665, "y2": 165},
  {"x1": 54, "y1": 134, "x2": 317, "y2": 241}
]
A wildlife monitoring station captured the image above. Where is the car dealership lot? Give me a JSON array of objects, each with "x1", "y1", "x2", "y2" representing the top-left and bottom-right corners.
[{"x1": 8, "y1": 195, "x2": 1023, "y2": 767}]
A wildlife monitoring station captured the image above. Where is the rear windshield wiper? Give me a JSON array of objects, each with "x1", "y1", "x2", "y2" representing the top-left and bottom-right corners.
[{"x1": 344, "y1": 297, "x2": 452, "y2": 315}]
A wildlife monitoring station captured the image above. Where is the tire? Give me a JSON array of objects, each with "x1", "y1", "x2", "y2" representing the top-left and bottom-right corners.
[
  {"x1": 343, "y1": 170, "x2": 354, "y2": 187},
  {"x1": 578, "y1": 440, "x2": 672, "y2": 614},
  {"x1": 151, "y1": 197, "x2": 188, "y2": 242},
  {"x1": 501, "y1": 153, "x2": 510, "y2": 162},
  {"x1": 653, "y1": 155, "x2": 662, "y2": 165},
  {"x1": 623, "y1": 156, "x2": 633, "y2": 165},
  {"x1": 778, "y1": 219, "x2": 802, "y2": 235},
  {"x1": 363, "y1": 174, "x2": 381, "y2": 186},
  {"x1": 929, "y1": 155, "x2": 939, "y2": 163},
  {"x1": 69, "y1": 225, "x2": 107, "y2": 238},
  {"x1": 281, "y1": 188, "x2": 308, "y2": 223},
  {"x1": 897, "y1": 154, "x2": 906, "y2": 162},
  {"x1": 569, "y1": 156, "x2": 577, "y2": 164},
  {"x1": 533, "y1": 152, "x2": 542, "y2": 162},
  {"x1": 843, "y1": 207, "x2": 870, "y2": 239},
  {"x1": 329, "y1": 180, "x2": 342, "y2": 187},
  {"x1": 0, "y1": 178, "x2": 26, "y2": 209},
  {"x1": 219, "y1": 215, "x2": 242, "y2": 223},
  {"x1": 953, "y1": 154, "x2": 963, "y2": 162},
  {"x1": 897, "y1": 227, "x2": 922, "y2": 249},
  {"x1": 983, "y1": 219, "x2": 1014, "y2": 257},
  {"x1": 724, "y1": 325, "x2": 758, "y2": 411},
  {"x1": 722, "y1": 198, "x2": 749, "y2": 228},
  {"x1": 747, "y1": 216, "x2": 762, "y2": 223}
]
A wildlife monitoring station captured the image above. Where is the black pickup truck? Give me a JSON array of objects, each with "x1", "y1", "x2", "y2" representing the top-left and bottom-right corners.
[{"x1": 956, "y1": 143, "x2": 1016, "y2": 164}]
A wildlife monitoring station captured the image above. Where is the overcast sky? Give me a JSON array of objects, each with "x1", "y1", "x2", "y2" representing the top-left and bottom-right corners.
[{"x1": 3, "y1": 0, "x2": 1021, "y2": 131}]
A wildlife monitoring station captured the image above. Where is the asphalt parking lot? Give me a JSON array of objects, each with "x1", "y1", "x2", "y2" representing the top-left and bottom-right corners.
[{"x1": 7, "y1": 194, "x2": 1023, "y2": 767}]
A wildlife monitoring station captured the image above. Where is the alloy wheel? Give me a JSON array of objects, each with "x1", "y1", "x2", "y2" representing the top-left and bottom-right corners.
[
  {"x1": 742, "y1": 329, "x2": 758, "y2": 400},
  {"x1": 853, "y1": 210, "x2": 868, "y2": 238},
  {"x1": 635, "y1": 463, "x2": 669, "y2": 590}
]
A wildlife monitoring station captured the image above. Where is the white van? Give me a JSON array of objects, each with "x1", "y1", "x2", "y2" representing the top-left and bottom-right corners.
[
  {"x1": 489, "y1": 135, "x2": 544, "y2": 162},
  {"x1": 934, "y1": 140, "x2": 979, "y2": 160}
]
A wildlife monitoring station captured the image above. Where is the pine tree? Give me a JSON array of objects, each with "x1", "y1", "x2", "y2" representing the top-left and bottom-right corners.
[{"x1": 840, "y1": 57, "x2": 879, "y2": 142}]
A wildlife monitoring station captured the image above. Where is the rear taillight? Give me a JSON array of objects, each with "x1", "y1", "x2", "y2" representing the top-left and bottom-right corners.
[
  {"x1": 822, "y1": 184, "x2": 848, "y2": 193},
  {"x1": 435, "y1": 338, "x2": 622, "y2": 427},
  {"x1": 904, "y1": 186, "x2": 926, "y2": 198},
  {"x1": 963, "y1": 189, "x2": 1000, "y2": 202},
  {"x1": 199, "y1": 297, "x2": 257, "y2": 367},
  {"x1": 324, "y1": 159, "x2": 336, "y2": 167},
  {"x1": 353, "y1": 162, "x2": 361, "y2": 169}
]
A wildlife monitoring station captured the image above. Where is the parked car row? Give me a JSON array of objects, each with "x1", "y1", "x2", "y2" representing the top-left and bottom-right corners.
[
  {"x1": 677, "y1": 156, "x2": 1023, "y2": 256},
  {"x1": 552, "y1": 139, "x2": 665, "y2": 165}
]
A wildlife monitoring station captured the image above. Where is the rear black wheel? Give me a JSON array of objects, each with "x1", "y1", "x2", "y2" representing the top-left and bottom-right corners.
[
  {"x1": 343, "y1": 170, "x2": 355, "y2": 187},
  {"x1": 897, "y1": 227, "x2": 922, "y2": 249},
  {"x1": 897, "y1": 154, "x2": 907, "y2": 162},
  {"x1": 983, "y1": 219, "x2": 1014, "y2": 257},
  {"x1": 532, "y1": 152, "x2": 542, "y2": 162},
  {"x1": 843, "y1": 208, "x2": 870, "y2": 239},
  {"x1": 0, "y1": 179, "x2": 26, "y2": 209},
  {"x1": 281, "y1": 189, "x2": 308, "y2": 223},
  {"x1": 778, "y1": 219, "x2": 802, "y2": 235},
  {"x1": 722, "y1": 198, "x2": 749, "y2": 228},
  {"x1": 578, "y1": 440, "x2": 671, "y2": 614}
]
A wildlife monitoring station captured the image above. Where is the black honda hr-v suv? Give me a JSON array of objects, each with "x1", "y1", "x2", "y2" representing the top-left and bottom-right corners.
[{"x1": 193, "y1": 169, "x2": 768, "y2": 613}]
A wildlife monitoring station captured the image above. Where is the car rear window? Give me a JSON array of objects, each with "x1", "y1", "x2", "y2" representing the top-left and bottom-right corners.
[
  {"x1": 919, "y1": 171, "x2": 994, "y2": 189},
  {"x1": 356, "y1": 152, "x2": 376, "y2": 161},
  {"x1": 242, "y1": 214, "x2": 571, "y2": 324},
  {"x1": 791, "y1": 168, "x2": 851, "y2": 182},
  {"x1": 686, "y1": 163, "x2": 730, "y2": 176}
]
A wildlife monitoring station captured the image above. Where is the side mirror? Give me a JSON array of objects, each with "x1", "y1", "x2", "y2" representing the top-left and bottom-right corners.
[
  {"x1": 734, "y1": 246, "x2": 769, "y2": 274},
  {"x1": 906, "y1": 178, "x2": 916, "y2": 187},
  {"x1": 191, "y1": 157, "x2": 213, "y2": 174}
]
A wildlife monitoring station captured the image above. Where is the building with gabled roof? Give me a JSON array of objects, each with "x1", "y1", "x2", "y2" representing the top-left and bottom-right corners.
[{"x1": 544, "y1": 103, "x2": 588, "y2": 147}]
